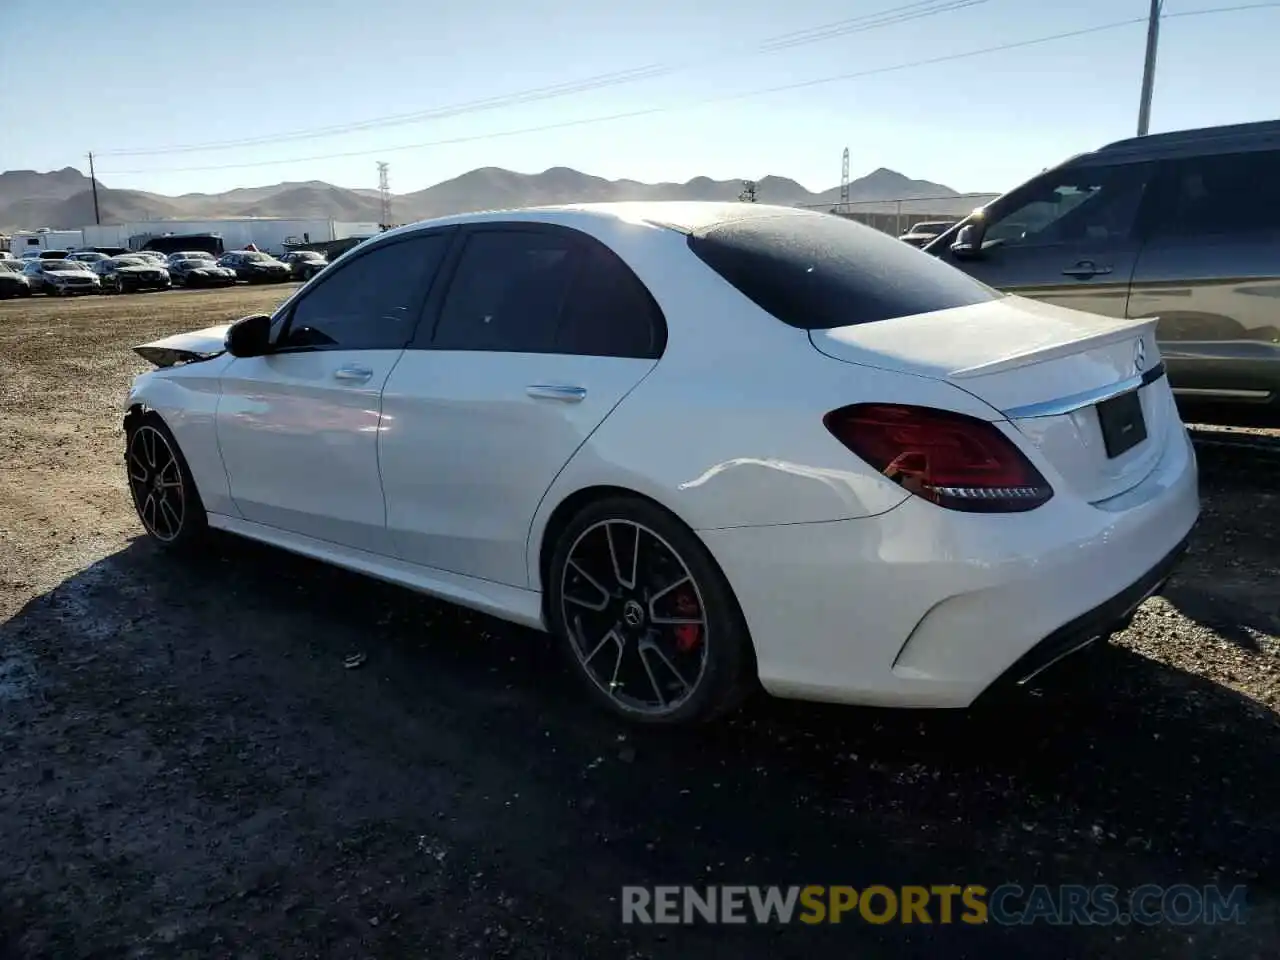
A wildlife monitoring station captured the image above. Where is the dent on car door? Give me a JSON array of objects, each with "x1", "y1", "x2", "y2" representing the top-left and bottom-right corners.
[
  {"x1": 1127, "y1": 148, "x2": 1280, "y2": 402},
  {"x1": 215, "y1": 232, "x2": 450, "y2": 553},
  {"x1": 379, "y1": 226, "x2": 663, "y2": 587},
  {"x1": 946, "y1": 161, "x2": 1155, "y2": 318}
]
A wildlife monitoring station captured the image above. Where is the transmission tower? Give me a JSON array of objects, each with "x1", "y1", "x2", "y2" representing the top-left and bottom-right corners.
[
  {"x1": 738, "y1": 180, "x2": 758, "y2": 203},
  {"x1": 839, "y1": 147, "x2": 850, "y2": 211},
  {"x1": 377, "y1": 161, "x2": 392, "y2": 230}
]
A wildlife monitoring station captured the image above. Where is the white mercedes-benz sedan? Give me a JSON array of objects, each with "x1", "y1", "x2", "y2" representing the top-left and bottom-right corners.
[{"x1": 123, "y1": 202, "x2": 1199, "y2": 725}]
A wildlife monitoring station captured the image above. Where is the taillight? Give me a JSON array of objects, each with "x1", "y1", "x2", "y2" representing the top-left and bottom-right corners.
[{"x1": 823, "y1": 403, "x2": 1053, "y2": 513}]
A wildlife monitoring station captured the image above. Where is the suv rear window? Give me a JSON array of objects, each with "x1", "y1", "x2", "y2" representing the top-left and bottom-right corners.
[{"x1": 687, "y1": 212, "x2": 1000, "y2": 329}]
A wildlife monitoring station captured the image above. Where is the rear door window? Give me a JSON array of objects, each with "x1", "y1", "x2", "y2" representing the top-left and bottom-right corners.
[
  {"x1": 431, "y1": 230, "x2": 577, "y2": 353},
  {"x1": 687, "y1": 211, "x2": 1000, "y2": 330},
  {"x1": 555, "y1": 241, "x2": 664, "y2": 358},
  {"x1": 1149, "y1": 149, "x2": 1280, "y2": 237}
]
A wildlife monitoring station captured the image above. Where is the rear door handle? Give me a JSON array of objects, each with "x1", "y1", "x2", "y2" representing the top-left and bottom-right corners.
[
  {"x1": 1062, "y1": 260, "x2": 1112, "y2": 278},
  {"x1": 333, "y1": 364, "x2": 374, "y2": 382},
  {"x1": 526, "y1": 384, "x2": 587, "y2": 402}
]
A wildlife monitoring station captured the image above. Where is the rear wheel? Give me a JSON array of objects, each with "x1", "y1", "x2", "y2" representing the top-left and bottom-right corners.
[
  {"x1": 548, "y1": 497, "x2": 756, "y2": 725},
  {"x1": 125, "y1": 413, "x2": 207, "y2": 547}
]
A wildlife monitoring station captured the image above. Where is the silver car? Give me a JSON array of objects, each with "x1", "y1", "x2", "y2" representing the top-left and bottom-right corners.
[{"x1": 927, "y1": 119, "x2": 1280, "y2": 411}]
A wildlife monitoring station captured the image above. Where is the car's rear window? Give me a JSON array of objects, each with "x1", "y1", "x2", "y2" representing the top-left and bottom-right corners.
[{"x1": 686, "y1": 212, "x2": 1000, "y2": 329}]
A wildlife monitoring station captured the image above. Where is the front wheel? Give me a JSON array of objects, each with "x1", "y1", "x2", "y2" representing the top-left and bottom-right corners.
[
  {"x1": 547, "y1": 497, "x2": 756, "y2": 725},
  {"x1": 125, "y1": 413, "x2": 207, "y2": 547}
]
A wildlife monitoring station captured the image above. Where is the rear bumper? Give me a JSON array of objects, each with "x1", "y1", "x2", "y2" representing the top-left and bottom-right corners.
[
  {"x1": 699, "y1": 423, "x2": 1200, "y2": 709},
  {"x1": 972, "y1": 534, "x2": 1188, "y2": 702}
]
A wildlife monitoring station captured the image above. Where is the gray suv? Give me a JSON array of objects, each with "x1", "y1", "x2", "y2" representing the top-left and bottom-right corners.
[{"x1": 926, "y1": 120, "x2": 1280, "y2": 411}]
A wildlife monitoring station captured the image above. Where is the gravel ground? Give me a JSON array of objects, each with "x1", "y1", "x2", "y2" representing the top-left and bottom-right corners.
[{"x1": 1, "y1": 288, "x2": 1278, "y2": 959}]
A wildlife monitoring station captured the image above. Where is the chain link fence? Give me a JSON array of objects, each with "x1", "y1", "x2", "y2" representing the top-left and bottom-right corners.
[{"x1": 797, "y1": 193, "x2": 1000, "y2": 237}]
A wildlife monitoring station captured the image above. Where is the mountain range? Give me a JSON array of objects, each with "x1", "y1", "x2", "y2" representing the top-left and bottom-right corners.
[{"x1": 0, "y1": 165, "x2": 986, "y2": 232}]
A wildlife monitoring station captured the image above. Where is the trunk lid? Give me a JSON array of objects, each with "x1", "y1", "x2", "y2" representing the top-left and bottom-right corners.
[
  {"x1": 133, "y1": 324, "x2": 231, "y2": 368},
  {"x1": 809, "y1": 295, "x2": 1172, "y2": 504}
]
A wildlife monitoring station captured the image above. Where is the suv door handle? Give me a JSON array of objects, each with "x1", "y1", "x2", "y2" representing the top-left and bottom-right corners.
[
  {"x1": 333, "y1": 365, "x2": 374, "y2": 382},
  {"x1": 1062, "y1": 260, "x2": 1112, "y2": 278},
  {"x1": 526, "y1": 384, "x2": 587, "y2": 402}
]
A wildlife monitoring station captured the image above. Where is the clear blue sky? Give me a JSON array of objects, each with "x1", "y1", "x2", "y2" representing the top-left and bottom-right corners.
[{"x1": 1, "y1": 0, "x2": 1276, "y2": 198}]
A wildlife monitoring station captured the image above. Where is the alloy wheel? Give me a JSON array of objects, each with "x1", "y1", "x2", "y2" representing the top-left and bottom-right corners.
[
  {"x1": 560, "y1": 520, "x2": 709, "y2": 716},
  {"x1": 127, "y1": 425, "x2": 186, "y2": 541}
]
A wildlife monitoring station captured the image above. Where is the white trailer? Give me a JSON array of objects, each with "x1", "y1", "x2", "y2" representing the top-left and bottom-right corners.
[
  {"x1": 9, "y1": 228, "x2": 86, "y2": 257},
  {"x1": 79, "y1": 219, "x2": 381, "y2": 256}
]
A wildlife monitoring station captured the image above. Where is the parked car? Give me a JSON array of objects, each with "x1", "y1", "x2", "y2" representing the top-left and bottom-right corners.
[
  {"x1": 0, "y1": 260, "x2": 32, "y2": 298},
  {"x1": 926, "y1": 119, "x2": 1280, "y2": 411},
  {"x1": 217, "y1": 250, "x2": 292, "y2": 283},
  {"x1": 898, "y1": 220, "x2": 955, "y2": 247},
  {"x1": 165, "y1": 250, "x2": 216, "y2": 266},
  {"x1": 65, "y1": 250, "x2": 111, "y2": 266},
  {"x1": 124, "y1": 202, "x2": 1199, "y2": 725},
  {"x1": 93, "y1": 255, "x2": 171, "y2": 293},
  {"x1": 168, "y1": 256, "x2": 237, "y2": 289},
  {"x1": 23, "y1": 258, "x2": 101, "y2": 295},
  {"x1": 280, "y1": 250, "x2": 328, "y2": 281}
]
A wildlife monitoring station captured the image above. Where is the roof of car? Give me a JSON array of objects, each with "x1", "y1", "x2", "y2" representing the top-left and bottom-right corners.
[
  {"x1": 1074, "y1": 119, "x2": 1280, "y2": 166},
  {"x1": 383, "y1": 201, "x2": 818, "y2": 240}
]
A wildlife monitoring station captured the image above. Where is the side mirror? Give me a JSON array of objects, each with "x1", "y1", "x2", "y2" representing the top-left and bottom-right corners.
[
  {"x1": 949, "y1": 222, "x2": 986, "y2": 260},
  {"x1": 225, "y1": 314, "x2": 272, "y2": 358}
]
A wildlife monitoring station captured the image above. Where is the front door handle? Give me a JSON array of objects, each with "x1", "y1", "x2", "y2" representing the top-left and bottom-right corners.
[
  {"x1": 526, "y1": 384, "x2": 587, "y2": 402},
  {"x1": 333, "y1": 365, "x2": 374, "y2": 382},
  {"x1": 1062, "y1": 259, "x2": 1112, "y2": 278}
]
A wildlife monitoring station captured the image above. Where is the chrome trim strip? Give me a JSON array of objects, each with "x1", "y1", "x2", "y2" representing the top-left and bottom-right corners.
[
  {"x1": 1003, "y1": 362, "x2": 1165, "y2": 419},
  {"x1": 1171, "y1": 387, "x2": 1270, "y2": 399}
]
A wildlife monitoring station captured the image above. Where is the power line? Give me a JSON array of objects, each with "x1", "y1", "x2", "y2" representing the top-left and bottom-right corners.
[
  {"x1": 96, "y1": 0, "x2": 988, "y2": 158},
  {"x1": 97, "y1": 1, "x2": 1280, "y2": 178}
]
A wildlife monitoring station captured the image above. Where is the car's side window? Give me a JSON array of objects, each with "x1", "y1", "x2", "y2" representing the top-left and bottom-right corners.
[
  {"x1": 432, "y1": 231, "x2": 576, "y2": 353},
  {"x1": 983, "y1": 163, "x2": 1154, "y2": 248},
  {"x1": 1149, "y1": 149, "x2": 1280, "y2": 237},
  {"x1": 276, "y1": 233, "x2": 449, "y2": 352},
  {"x1": 555, "y1": 241, "x2": 664, "y2": 359}
]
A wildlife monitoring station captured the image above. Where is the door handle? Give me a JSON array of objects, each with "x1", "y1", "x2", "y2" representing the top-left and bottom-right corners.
[
  {"x1": 526, "y1": 384, "x2": 587, "y2": 402},
  {"x1": 1062, "y1": 260, "x2": 1112, "y2": 278},
  {"x1": 333, "y1": 365, "x2": 374, "y2": 382}
]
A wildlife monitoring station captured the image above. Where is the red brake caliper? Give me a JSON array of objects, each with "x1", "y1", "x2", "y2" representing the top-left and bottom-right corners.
[{"x1": 673, "y1": 591, "x2": 702, "y2": 653}]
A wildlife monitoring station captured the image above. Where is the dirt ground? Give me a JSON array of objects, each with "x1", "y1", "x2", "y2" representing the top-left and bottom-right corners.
[{"x1": 1, "y1": 286, "x2": 1278, "y2": 959}]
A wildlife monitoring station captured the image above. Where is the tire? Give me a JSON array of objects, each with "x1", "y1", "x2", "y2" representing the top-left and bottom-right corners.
[
  {"x1": 124, "y1": 412, "x2": 208, "y2": 548},
  {"x1": 547, "y1": 496, "x2": 756, "y2": 725}
]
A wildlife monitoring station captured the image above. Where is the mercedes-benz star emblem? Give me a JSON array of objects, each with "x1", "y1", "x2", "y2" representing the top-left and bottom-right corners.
[
  {"x1": 622, "y1": 600, "x2": 645, "y2": 628},
  {"x1": 1134, "y1": 339, "x2": 1147, "y2": 374}
]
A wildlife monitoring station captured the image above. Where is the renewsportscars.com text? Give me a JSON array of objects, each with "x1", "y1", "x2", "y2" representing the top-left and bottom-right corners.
[{"x1": 621, "y1": 884, "x2": 1247, "y2": 926}]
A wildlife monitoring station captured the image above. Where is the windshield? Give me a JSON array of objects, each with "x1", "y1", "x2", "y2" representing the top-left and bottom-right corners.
[
  {"x1": 242, "y1": 252, "x2": 273, "y2": 262},
  {"x1": 176, "y1": 259, "x2": 212, "y2": 268},
  {"x1": 910, "y1": 222, "x2": 952, "y2": 234},
  {"x1": 47, "y1": 261, "x2": 89, "y2": 271},
  {"x1": 687, "y1": 211, "x2": 1000, "y2": 330},
  {"x1": 297, "y1": 251, "x2": 324, "y2": 260},
  {"x1": 174, "y1": 251, "x2": 214, "y2": 260},
  {"x1": 109, "y1": 258, "x2": 147, "y2": 268}
]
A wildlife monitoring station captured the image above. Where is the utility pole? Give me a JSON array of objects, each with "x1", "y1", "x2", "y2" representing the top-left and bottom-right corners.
[
  {"x1": 738, "y1": 180, "x2": 758, "y2": 203},
  {"x1": 377, "y1": 161, "x2": 392, "y2": 230},
  {"x1": 840, "y1": 148, "x2": 850, "y2": 211},
  {"x1": 87, "y1": 152, "x2": 101, "y2": 225},
  {"x1": 1136, "y1": 0, "x2": 1162, "y2": 136}
]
